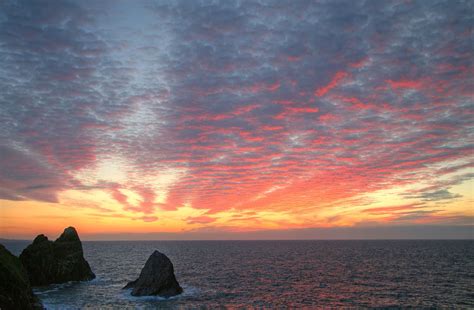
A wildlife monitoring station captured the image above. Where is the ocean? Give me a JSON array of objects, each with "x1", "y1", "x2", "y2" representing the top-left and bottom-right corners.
[{"x1": 4, "y1": 240, "x2": 474, "y2": 308}]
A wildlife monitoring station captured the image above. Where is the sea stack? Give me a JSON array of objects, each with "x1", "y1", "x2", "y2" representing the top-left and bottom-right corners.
[
  {"x1": 19, "y1": 226, "x2": 95, "y2": 286},
  {"x1": 124, "y1": 250, "x2": 182, "y2": 297},
  {"x1": 0, "y1": 244, "x2": 42, "y2": 309}
]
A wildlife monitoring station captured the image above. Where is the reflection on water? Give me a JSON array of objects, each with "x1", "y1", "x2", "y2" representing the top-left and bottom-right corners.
[{"x1": 4, "y1": 240, "x2": 474, "y2": 308}]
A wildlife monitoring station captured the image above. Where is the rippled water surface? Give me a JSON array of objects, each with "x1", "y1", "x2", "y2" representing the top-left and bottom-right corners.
[{"x1": 5, "y1": 240, "x2": 474, "y2": 308}]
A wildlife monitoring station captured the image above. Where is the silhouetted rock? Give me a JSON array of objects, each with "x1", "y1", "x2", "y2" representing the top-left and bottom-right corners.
[
  {"x1": 20, "y1": 227, "x2": 95, "y2": 286},
  {"x1": 124, "y1": 250, "x2": 182, "y2": 297},
  {"x1": 0, "y1": 244, "x2": 42, "y2": 309}
]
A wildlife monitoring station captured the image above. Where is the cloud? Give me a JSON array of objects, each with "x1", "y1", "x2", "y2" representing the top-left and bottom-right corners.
[
  {"x1": 135, "y1": 216, "x2": 159, "y2": 223},
  {"x1": 0, "y1": 145, "x2": 65, "y2": 202},
  {"x1": 362, "y1": 203, "x2": 426, "y2": 215},
  {"x1": 415, "y1": 189, "x2": 463, "y2": 202},
  {"x1": 186, "y1": 215, "x2": 216, "y2": 225},
  {"x1": 0, "y1": 0, "x2": 472, "y2": 228},
  {"x1": 79, "y1": 224, "x2": 474, "y2": 241}
]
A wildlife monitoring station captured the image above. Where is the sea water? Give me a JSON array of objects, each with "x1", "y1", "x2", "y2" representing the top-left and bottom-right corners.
[{"x1": 4, "y1": 240, "x2": 474, "y2": 308}]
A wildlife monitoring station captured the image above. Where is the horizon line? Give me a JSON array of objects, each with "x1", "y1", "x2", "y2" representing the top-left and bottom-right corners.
[{"x1": 2, "y1": 238, "x2": 473, "y2": 242}]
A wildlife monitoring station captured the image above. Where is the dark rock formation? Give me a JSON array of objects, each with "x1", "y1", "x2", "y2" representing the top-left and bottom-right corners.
[
  {"x1": 20, "y1": 227, "x2": 95, "y2": 286},
  {"x1": 124, "y1": 250, "x2": 182, "y2": 297},
  {"x1": 0, "y1": 244, "x2": 42, "y2": 309}
]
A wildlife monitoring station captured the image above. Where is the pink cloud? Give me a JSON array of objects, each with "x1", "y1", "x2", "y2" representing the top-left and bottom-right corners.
[
  {"x1": 186, "y1": 216, "x2": 216, "y2": 224},
  {"x1": 315, "y1": 71, "x2": 349, "y2": 97}
]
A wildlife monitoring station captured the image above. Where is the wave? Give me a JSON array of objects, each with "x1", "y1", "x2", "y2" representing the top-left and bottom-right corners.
[{"x1": 119, "y1": 284, "x2": 200, "y2": 302}]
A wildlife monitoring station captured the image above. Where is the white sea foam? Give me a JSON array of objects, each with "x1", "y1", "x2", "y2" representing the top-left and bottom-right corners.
[{"x1": 119, "y1": 284, "x2": 199, "y2": 302}]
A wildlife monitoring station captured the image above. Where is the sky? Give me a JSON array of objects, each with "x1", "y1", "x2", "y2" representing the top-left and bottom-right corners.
[{"x1": 0, "y1": 0, "x2": 473, "y2": 240}]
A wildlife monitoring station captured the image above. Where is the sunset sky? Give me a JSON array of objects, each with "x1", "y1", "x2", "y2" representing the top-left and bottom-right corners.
[{"x1": 0, "y1": 0, "x2": 473, "y2": 240}]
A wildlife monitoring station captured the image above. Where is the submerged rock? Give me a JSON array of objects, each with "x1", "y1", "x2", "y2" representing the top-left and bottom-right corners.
[
  {"x1": 0, "y1": 244, "x2": 42, "y2": 309},
  {"x1": 20, "y1": 227, "x2": 95, "y2": 286},
  {"x1": 124, "y1": 250, "x2": 182, "y2": 297}
]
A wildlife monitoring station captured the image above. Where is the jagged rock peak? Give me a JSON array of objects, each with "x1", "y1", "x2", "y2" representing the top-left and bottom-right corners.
[
  {"x1": 20, "y1": 226, "x2": 95, "y2": 286},
  {"x1": 32, "y1": 234, "x2": 48, "y2": 244},
  {"x1": 56, "y1": 226, "x2": 80, "y2": 242},
  {"x1": 124, "y1": 250, "x2": 182, "y2": 297}
]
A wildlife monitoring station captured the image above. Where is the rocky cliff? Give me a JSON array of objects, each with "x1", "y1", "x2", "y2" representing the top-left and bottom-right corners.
[
  {"x1": 20, "y1": 227, "x2": 95, "y2": 286},
  {"x1": 0, "y1": 244, "x2": 42, "y2": 309}
]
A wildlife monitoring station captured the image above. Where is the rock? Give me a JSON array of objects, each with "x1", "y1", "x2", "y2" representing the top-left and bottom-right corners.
[
  {"x1": 20, "y1": 227, "x2": 95, "y2": 286},
  {"x1": 124, "y1": 250, "x2": 182, "y2": 297},
  {"x1": 0, "y1": 244, "x2": 42, "y2": 309}
]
